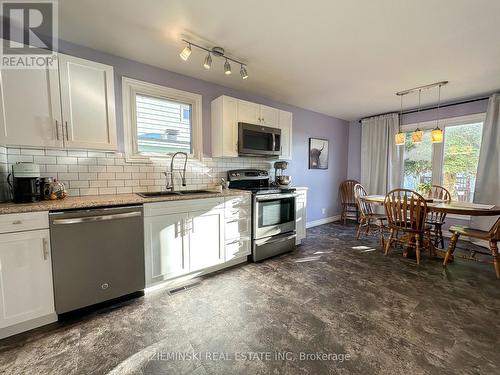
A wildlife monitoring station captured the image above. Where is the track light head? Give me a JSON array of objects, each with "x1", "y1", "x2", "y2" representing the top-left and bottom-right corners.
[
  {"x1": 224, "y1": 59, "x2": 231, "y2": 75},
  {"x1": 203, "y1": 53, "x2": 212, "y2": 69},
  {"x1": 179, "y1": 44, "x2": 192, "y2": 61},
  {"x1": 240, "y1": 65, "x2": 248, "y2": 79}
]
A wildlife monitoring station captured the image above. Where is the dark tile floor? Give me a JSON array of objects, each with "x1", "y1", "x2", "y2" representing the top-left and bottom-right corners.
[{"x1": 1, "y1": 222, "x2": 499, "y2": 375}]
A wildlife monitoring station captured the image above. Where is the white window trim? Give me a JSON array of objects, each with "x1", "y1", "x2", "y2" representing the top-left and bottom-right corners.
[
  {"x1": 122, "y1": 77, "x2": 202, "y2": 163},
  {"x1": 401, "y1": 112, "x2": 486, "y2": 220}
]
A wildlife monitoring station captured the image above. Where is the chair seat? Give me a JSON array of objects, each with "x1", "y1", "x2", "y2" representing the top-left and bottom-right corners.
[
  {"x1": 449, "y1": 225, "x2": 491, "y2": 240},
  {"x1": 388, "y1": 223, "x2": 432, "y2": 233},
  {"x1": 367, "y1": 213, "x2": 387, "y2": 221}
]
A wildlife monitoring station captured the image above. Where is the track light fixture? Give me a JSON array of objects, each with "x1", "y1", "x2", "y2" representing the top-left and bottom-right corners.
[
  {"x1": 203, "y1": 53, "x2": 212, "y2": 69},
  {"x1": 224, "y1": 59, "x2": 231, "y2": 75},
  {"x1": 179, "y1": 39, "x2": 248, "y2": 79},
  {"x1": 179, "y1": 43, "x2": 192, "y2": 61}
]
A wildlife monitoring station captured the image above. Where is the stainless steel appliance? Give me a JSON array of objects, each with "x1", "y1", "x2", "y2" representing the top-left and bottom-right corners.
[
  {"x1": 238, "y1": 122, "x2": 281, "y2": 157},
  {"x1": 228, "y1": 169, "x2": 296, "y2": 261},
  {"x1": 49, "y1": 206, "x2": 145, "y2": 314},
  {"x1": 7, "y1": 162, "x2": 40, "y2": 203}
]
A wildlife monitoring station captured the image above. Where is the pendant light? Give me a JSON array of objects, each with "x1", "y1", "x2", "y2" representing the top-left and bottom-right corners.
[
  {"x1": 224, "y1": 59, "x2": 231, "y2": 75},
  {"x1": 179, "y1": 43, "x2": 192, "y2": 61},
  {"x1": 395, "y1": 93, "x2": 405, "y2": 145},
  {"x1": 412, "y1": 89, "x2": 424, "y2": 144},
  {"x1": 203, "y1": 53, "x2": 212, "y2": 69},
  {"x1": 431, "y1": 84, "x2": 444, "y2": 143}
]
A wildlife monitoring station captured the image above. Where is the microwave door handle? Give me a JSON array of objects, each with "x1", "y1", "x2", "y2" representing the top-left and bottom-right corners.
[{"x1": 272, "y1": 133, "x2": 276, "y2": 152}]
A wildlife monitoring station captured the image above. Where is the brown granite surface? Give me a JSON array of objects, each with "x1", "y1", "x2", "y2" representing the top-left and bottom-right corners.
[{"x1": 0, "y1": 190, "x2": 250, "y2": 214}]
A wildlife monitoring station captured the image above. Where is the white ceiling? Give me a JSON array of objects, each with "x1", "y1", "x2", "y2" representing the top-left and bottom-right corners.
[{"x1": 58, "y1": 0, "x2": 500, "y2": 121}]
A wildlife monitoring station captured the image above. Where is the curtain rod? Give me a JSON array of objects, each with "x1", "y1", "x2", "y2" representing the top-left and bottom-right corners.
[{"x1": 358, "y1": 96, "x2": 488, "y2": 123}]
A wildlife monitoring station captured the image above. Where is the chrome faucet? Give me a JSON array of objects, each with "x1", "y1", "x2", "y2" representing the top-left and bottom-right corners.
[{"x1": 164, "y1": 152, "x2": 188, "y2": 191}]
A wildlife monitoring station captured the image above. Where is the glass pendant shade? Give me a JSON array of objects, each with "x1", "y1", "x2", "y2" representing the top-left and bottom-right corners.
[
  {"x1": 203, "y1": 53, "x2": 212, "y2": 69},
  {"x1": 179, "y1": 45, "x2": 192, "y2": 61},
  {"x1": 395, "y1": 132, "x2": 405, "y2": 145},
  {"x1": 431, "y1": 127, "x2": 443, "y2": 143},
  {"x1": 412, "y1": 128, "x2": 424, "y2": 144},
  {"x1": 224, "y1": 59, "x2": 231, "y2": 75}
]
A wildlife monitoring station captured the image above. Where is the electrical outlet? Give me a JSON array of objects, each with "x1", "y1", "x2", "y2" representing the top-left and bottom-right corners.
[{"x1": 322, "y1": 208, "x2": 326, "y2": 215}]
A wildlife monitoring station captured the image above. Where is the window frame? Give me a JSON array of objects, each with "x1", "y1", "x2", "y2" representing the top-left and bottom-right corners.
[
  {"x1": 122, "y1": 77, "x2": 202, "y2": 163},
  {"x1": 401, "y1": 113, "x2": 485, "y2": 217}
]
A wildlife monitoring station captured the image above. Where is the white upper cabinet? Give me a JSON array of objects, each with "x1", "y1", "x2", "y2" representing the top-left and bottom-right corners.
[
  {"x1": 260, "y1": 105, "x2": 280, "y2": 127},
  {"x1": 278, "y1": 110, "x2": 293, "y2": 160},
  {"x1": 0, "y1": 49, "x2": 117, "y2": 151},
  {"x1": 58, "y1": 54, "x2": 117, "y2": 150},
  {"x1": 0, "y1": 66, "x2": 63, "y2": 148},
  {"x1": 237, "y1": 99, "x2": 260, "y2": 124},
  {"x1": 211, "y1": 95, "x2": 293, "y2": 158}
]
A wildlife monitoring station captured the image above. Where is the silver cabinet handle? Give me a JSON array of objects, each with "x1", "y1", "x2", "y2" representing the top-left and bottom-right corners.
[
  {"x1": 227, "y1": 239, "x2": 240, "y2": 245},
  {"x1": 42, "y1": 238, "x2": 49, "y2": 260},
  {"x1": 55, "y1": 120, "x2": 60, "y2": 140},
  {"x1": 65, "y1": 121, "x2": 69, "y2": 141},
  {"x1": 52, "y1": 211, "x2": 142, "y2": 225}
]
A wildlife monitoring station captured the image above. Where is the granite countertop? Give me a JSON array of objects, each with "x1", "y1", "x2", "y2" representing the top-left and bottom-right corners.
[{"x1": 0, "y1": 189, "x2": 250, "y2": 214}]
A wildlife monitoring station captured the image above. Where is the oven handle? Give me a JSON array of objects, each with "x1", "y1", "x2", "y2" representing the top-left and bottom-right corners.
[
  {"x1": 52, "y1": 211, "x2": 142, "y2": 225},
  {"x1": 255, "y1": 193, "x2": 297, "y2": 201}
]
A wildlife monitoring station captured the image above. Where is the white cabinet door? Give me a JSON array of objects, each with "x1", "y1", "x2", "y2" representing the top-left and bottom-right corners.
[
  {"x1": 0, "y1": 230, "x2": 54, "y2": 328},
  {"x1": 260, "y1": 105, "x2": 280, "y2": 127},
  {"x1": 212, "y1": 95, "x2": 238, "y2": 157},
  {"x1": 144, "y1": 212, "x2": 189, "y2": 286},
  {"x1": 58, "y1": 54, "x2": 117, "y2": 150},
  {"x1": 226, "y1": 237, "x2": 251, "y2": 261},
  {"x1": 278, "y1": 110, "x2": 293, "y2": 160},
  {"x1": 237, "y1": 99, "x2": 260, "y2": 124},
  {"x1": 188, "y1": 208, "x2": 225, "y2": 271},
  {"x1": 0, "y1": 66, "x2": 63, "y2": 148}
]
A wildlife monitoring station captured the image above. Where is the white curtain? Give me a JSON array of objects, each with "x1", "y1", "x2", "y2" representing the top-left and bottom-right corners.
[
  {"x1": 471, "y1": 93, "x2": 500, "y2": 237},
  {"x1": 361, "y1": 113, "x2": 403, "y2": 195}
]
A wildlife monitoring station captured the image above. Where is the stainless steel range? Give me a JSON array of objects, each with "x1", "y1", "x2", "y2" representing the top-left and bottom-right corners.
[{"x1": 228, "y1": 169, "x2": 296, "y2": 262}]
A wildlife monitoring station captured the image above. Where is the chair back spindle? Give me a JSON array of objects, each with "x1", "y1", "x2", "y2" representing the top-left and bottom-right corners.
[
  {"x1": 340, "y1": 180, "x2": 359, "y2": 205},
  {"x1": 384, "y1": 189, "x2": 428, "y2": 232}
]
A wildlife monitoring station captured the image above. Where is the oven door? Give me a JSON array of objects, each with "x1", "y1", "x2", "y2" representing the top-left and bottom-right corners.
[
  {"x1": 238, "y1": 123, "x2": 281, "y2": 157},
  {"x1": 254, "y1": 193, "x2": 296, "y2": 239}
]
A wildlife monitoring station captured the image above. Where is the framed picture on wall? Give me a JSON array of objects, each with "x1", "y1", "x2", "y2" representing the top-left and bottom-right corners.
[{"x1": 309, "y1": 138, "x2": 329, "y2": 169}]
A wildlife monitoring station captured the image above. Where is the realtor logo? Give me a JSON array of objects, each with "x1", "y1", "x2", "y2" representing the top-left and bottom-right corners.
[{"x1": 1, "y1": 0, "x2": 58, "y2": 68}]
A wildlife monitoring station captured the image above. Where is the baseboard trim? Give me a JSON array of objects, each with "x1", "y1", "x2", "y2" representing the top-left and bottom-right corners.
[
  {"x1": 306, "y1": 215, "x2": 341, "y2": 228},
  {"x1": 0, "y1": 313, "x2": 57, "y2": 339}
]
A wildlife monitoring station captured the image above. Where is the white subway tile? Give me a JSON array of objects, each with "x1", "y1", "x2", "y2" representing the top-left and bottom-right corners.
[
  {"x1": 68, "y1": 165, "x2": 88, "y2": 173},
  {"x1": 57, "y1": 156, "x2": 78, "y2": 165},
  {"x1": 88, "y1": 165, "x2": 106, "y2": 173},
  {"x1": 58, "y1": 173, "x2": 78, "y2": 180},
  {"x1": 139, "y1": 180, "x2": 155, "y2": 186},
  {"x1": 78, "y1": 173, "x2": 97, "y2": 180},
  {"x1": 107, "y1": 180, "x2": 124, "y2": 187},
  {"x1": 90, "y1": 180, "x2": 107, "y2": 188},
  {"x1": 46, "y1": 165, "x2": 68, "y2": 173},
  {"x1": 116, "y1": 186, "x2": 133, "y2": 194},
  {"x1": 87, "y1": 151, "x2": 107, "y2": 158},
  {"x1": 132, "y1": 172, "x2": 147, "y2": 179},
  {"x1": 124, "y1": 180, "x2": 140, "y2": 187},
  {"x1": 67, "y1": 150, "x2": 88, "y2": 157},
  {"x1": 98, "y1": 187, "x2": 116, "y2": 195},
  {"x1": 77, "y1": 157, "x2": 97, "y2": 165},
  {"x1": 70, "y1": 180, "x2": 89, "y2": 188},
  {"x1": 20, "y1": 148, "x2": 45, "y2": 156},
  {"x1": 34, "y1": 156, "x2": 57, "y2": 164},
  {"x1": 8, "y1": 155, "x2": 33, "y2": 163},
  {"x1": 46, "y1": 149, "x2": 68, "y2": 156},
  {"x1": 97, "y1": 172, "x2": 115, "y2": 180},
  {"x1": 79, "y1": 188, "x2": 99, "y2": 196},
  {"x1": 132, "y1": 186, "x2": 144, "y2": 193},
  {"x1": 0, "y1": 146, "x2": 7, "y2": 154},
  {"x1": 123, "y1": 166, "x2": 140, "y2": 173},
  {"x1": 66, "y1": 188, "x2": 80, "y2": 196},
  {"x1": 7, "y1": 148, "x2": 20, "y2": 155},
  {"x1": 115, "y1": 172, "x2": 132, "y2": 179},
  {"x1": 97, "y1": 158, "x2": 114, "y2": 166},
  {"x1": 106, "y1": 165, "x2": 123, "y2": 173}
]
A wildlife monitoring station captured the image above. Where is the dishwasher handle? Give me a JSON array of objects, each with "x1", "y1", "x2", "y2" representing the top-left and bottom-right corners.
[{"x1": 52, "y1": 211, "x2": 142, "y2": 225}]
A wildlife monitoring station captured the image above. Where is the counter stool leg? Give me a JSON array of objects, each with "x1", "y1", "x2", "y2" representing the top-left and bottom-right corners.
[{"x1": 490, "y1": 241, "x2": 500, "y2": 279}]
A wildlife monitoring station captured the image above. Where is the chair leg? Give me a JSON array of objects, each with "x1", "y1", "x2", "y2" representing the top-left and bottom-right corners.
[
  {"x1": 385, "y1": 228, "x2": 394, "y2": 256},
  {"x1": 443, "y1": 232, "x2": 460, "y2": 266},
  {"x1": 356, "y1": 218, "x2": 364, "y2": 240},
  {"x1": 415, "y1": 234, "x2": 421, "y2": 265},
  {"x1": 439, "y1": 226, "x2": 445, "y2": 249},
  {"x1": 379, "y1": 220, "x2": 385, "y2": 249},
  {"x1": 489, "y1": 241, "x2": 500, "y2": 279},
  {"x1": 365, "y1": 219, "x2": 370, "y2": 235},
  {"x1": 341, "y1": 205, "x2": 346, "y2": 225}
]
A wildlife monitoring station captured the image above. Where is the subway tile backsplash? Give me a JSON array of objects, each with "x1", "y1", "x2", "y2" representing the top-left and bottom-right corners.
[{"x1": 0, "y1": 146, "x2": 274, "y2": 202}]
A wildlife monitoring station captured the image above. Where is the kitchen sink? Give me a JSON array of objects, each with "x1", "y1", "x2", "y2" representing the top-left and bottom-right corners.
[{"x1": 137, "y1": 190, "x2": 214, "y2": 198}]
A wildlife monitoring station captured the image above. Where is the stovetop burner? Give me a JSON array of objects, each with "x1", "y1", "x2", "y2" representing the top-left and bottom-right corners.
[
  {"x1": 227, "y1": 169, "x2": 295, "y2": 195},
  {"x1": 237, "y1": 186, "x2": 296, "y2": 195}
]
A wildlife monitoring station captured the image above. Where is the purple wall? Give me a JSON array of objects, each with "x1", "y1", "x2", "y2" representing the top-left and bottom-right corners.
[{"x1": 57, "y1": 40, "x2": 349, "y2": 222}]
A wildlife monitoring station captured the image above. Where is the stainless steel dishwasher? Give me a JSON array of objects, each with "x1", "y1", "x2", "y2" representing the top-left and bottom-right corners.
[{"x1": 49, "y1": 205, "x2": 145, "y2": 314}]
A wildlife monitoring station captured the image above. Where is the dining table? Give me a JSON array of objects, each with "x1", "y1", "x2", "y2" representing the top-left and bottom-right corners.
[{"x1": 360, "y1": 194, "x2": 500, "y2": 259}]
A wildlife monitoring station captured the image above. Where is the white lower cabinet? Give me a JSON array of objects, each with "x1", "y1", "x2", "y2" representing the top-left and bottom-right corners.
[
  {"x1": 145, "y1": 197, "x2": 249, "y2": 287},
  {"x1": 0, "y1": 212, "x2": 56, "y2": 338},
  {"x1": 295, "y1": 188, "x2": 308, "y2": 245}
]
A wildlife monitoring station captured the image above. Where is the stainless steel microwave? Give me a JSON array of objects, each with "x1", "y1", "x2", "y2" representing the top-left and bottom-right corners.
[{"x1": 238, "y1": 122, "x2": 281, "y2": 157}]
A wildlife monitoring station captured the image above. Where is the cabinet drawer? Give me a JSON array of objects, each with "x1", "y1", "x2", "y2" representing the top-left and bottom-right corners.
[
  {"x1": 0, "y1": 211, "x2": 49, "y2": 234},
  {"x1": 225, "y1": 195, "x2": 251, "y2": 210},
  {"x1": 225, "y1": 217, "x2": 251, "y2": 240},
  {"x1": 226, "y1": 236, "x2": 251, "y2": 260},
  {"x1": 225, "y1": 205, "x2": 251, "y2": 220}
]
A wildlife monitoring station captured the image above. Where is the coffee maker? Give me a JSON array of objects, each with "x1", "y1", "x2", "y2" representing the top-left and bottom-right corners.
[
  {"x1": 273, "y1": 161, "x2": 292, "y2": 187},
  {"x1": 7, "y1": 163, "x2": 41, "y2": 203}
]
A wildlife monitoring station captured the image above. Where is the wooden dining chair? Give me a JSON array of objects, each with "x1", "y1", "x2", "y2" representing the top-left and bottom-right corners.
[
  {"x1": 384, "y1": 189, "x2": 431, "y2": 264},
  {"x1": 353, "y1": 184, "x2": 386, "y2": 248},
  {"x1": 339, "y1": 180, "x2": 359, "y2": 225},
  {"x1": 443, "y1": 217, "x2": 500, "y2": 278},
  {"x1": 424, "y1": 185, "x2": 451, "y2": 248}
]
